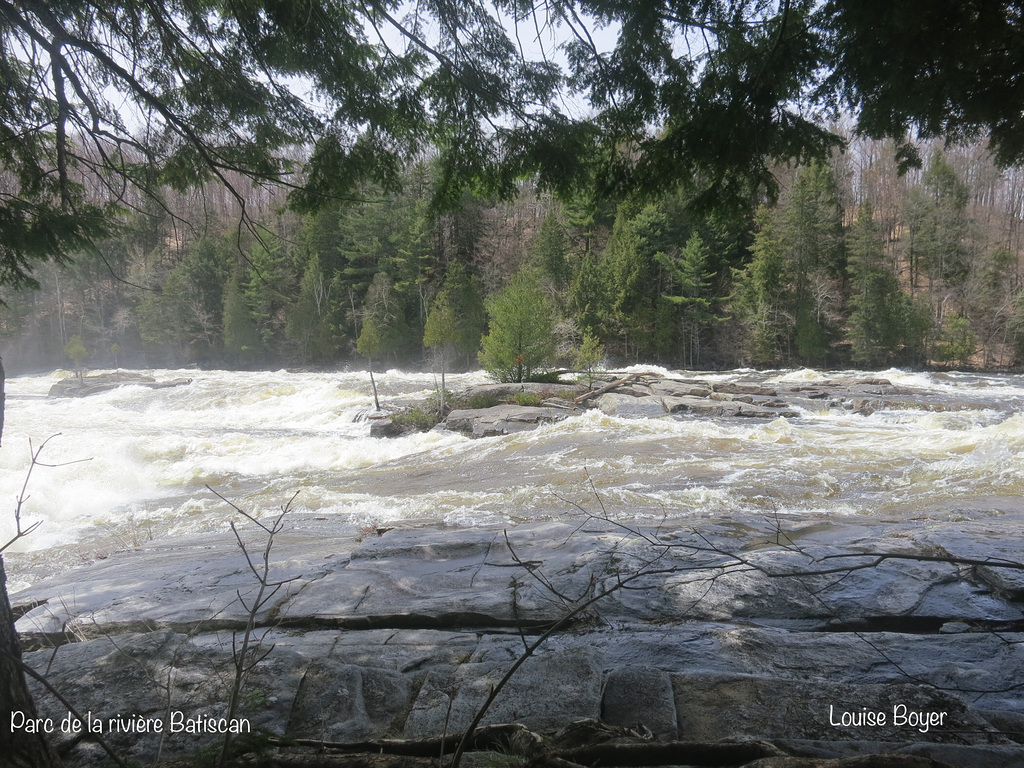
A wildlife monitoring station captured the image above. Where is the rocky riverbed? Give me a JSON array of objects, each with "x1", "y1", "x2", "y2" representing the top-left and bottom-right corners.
[
  {"x1": 9, "y1": 366, "x2": 1024, "y2": 767},
  {"x1": 11, "y1": 508, "x2": 1024, "y2": 767},
  {"x1": 369, "y1": 370, "x2": 963, "y2": 439}
]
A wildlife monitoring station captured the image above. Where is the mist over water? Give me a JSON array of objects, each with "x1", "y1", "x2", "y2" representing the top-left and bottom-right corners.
[{"x1": 3, "y1": 366, "x2": 1024, "y2": 569}]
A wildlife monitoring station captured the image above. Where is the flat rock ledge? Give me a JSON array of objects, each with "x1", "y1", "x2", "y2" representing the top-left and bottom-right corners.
[
  {"x1": 48, "y1": 371, "x2": 193, "y2": 398},
  {"x1": 432, "y1": 372, "x2": 955, "y2": 437},
  {"x1": 10, "y1": 514, "x2": 1024, "y2": 767}
]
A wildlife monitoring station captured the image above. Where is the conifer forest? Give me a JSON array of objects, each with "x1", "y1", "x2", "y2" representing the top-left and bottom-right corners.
[
  {"x1": 3, "y1": 135, "x2": 1024, "y2": 375},
  {"x1": 2, "y1": 1, "x2": 1024, "y2": 378}
]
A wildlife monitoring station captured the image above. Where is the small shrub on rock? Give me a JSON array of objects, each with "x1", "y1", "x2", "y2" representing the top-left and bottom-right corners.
[
  {"x1": 513, "y1": 392, "x2": 544, "y2": 406},
  {"x1": 467, "y1": 393, "x2": 502, "y2": 409}
]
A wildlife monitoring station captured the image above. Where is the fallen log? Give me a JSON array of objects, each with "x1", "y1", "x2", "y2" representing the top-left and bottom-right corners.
[{"x1": 574, "y1": 372, "x2": 648, "y2": 404}]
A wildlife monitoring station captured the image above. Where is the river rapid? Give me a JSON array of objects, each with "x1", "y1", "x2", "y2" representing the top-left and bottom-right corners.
[{"x1": 3, "y1": 366, "x2": 1024, "y2": 588}]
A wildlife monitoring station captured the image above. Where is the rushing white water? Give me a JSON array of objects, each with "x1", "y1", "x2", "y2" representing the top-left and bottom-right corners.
[{"x1": 3, "y1": 366, "x2": 1024, "y2": 569}]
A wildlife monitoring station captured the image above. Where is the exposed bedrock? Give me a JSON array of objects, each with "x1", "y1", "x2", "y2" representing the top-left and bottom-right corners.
[{"x1": 10, "y1": 516, "x2": 1024, "y2": 766}]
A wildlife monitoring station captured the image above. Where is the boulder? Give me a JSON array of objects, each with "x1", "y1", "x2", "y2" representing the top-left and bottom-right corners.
[
  {"x1": 442, "y1": 404, "x2": 577, "y2": 437},
  {"x1": 48, "y1": 372, "x2": 192, "y2": 398},
  {"x1": 597, "y1": 393, "x2": 667, "y2": 418},
  {"x1": 368, "y1": 415, "x2": 403, "y2": 437},
  {"x1": 735, "y1": 402, "x2": 799, "y2": 418},
  {"x1": 648, "y1": 379, "x2": 713, "y2": 398},
  {"x1": 712, "y1": 381, "x2": 779, "y2": 397},
  {"x1": 662, "y1": 395, "x2": 741, "y2": 417}
]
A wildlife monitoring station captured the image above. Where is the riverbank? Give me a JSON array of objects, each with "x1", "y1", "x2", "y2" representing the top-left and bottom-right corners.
[{"x1": 10, "y1": 509, "x2": 1024, "y2": 767}]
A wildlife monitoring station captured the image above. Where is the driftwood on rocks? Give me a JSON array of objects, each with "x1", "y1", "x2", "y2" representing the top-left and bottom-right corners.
[{"x1": 573, "y1": 372, "x2": 649, "y2": 403}]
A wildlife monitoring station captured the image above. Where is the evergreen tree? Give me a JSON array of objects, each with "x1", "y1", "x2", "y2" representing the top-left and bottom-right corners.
[
  {"x1": 439, "y1": 262, "x2": 487, "y2": 368},
  {"x1": 731, "y1": 207, "x2": 792, "y2": 365},
  {"x1": 935, "y1": 312, "x2": 977, "y2": 368},
  {"x1": 136, "y1": 267, "x2": 192, "y2": 362},
  {"x1": 423, "y1": 290, "x2": 458, "y2": 412},
  {"x1": 136, "y1": 235, "x2": 232, "y2": 362},
  {"x1": 479, "y1": 270, "x2": 556, "y2": 383},
  {"x1": 222, "y1": 265, "x2": 261, "y2": 361},
  {"x1": 243, "y1": 235, "x2": 289, "y2": 351},
  {"x1": 356, "y1": 316, "x2": 385, "y2": 411},
  {"x1": 602, "y1": 203, "x2": 672, "y2": 360},
  {"x1": 846, "y1": 201, "x2": 906, "y2": 366},
  {"x1": 568, "y1": 250, "x2": 610, "y2": 347},
  {"x1": 780, "y1": 161, "x2": 845, "y2": 364},
  {"x1": 178, "y1": 235, "x2": 232, "y2": 336},
  {"x1": 902, "y1": 150, "x2": 972, "y2": 293},
  {"x1": 966, "y1": 246, "x2": 1018, "y2": 367},
  {"x1": 361, "y1": 272, "x2": 407, "y2": 362},
  {"x1": 658, "y1": 233, "x2": 721, "y2": 367},
  {"x1": 63, "y1": 334, "x2": 88, "y2": 375},
  {"x1": 572, "y1": 327, "x2": 605, "y2": 386},
  {"x1": 287, "y1": 252, "x2": 341, "y2": 361},
  {"x1": 531, "y1": 211, "x2": 571, "y2": 299}
]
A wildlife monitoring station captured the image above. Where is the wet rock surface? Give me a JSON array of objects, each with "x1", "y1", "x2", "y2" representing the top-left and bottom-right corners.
[
  {"x1": 11, "y1": 513, "x2": 1024, "y2": 767},
  {"x1": 443, "y1": 403, "x2": 580, "y2": 437},
  {"x1": 435, "y1": 371, "x2": 965, "y2": 437},
  {"x1": 47, "y1": 371, "x2": 192, "y2": 397}
]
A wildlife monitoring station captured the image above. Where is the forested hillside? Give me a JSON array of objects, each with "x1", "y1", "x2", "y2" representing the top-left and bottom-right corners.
[{"x1": 2, "y1": 131, "x2": 1023, "y2": 375}]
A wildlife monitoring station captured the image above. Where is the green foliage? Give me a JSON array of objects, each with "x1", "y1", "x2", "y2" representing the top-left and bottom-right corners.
[
  {"x1": 531, "y1": 212, "x2": 571, "y2": 297},
  {"x1": 479, "y1": 271, "x2": 556, "y2": 383},
  {"x1": 659, "y1": 233, "x2": 722, "y2": 366},
  {"x1": 935, "y1": 313, "x2": 977, "y2": 367},
  {"x1": 360, "y1": 272, "x2": 406, "y2": 361},
  {"x1": 568, "y1": 251, "x2": 609, "y2": 344},
  {"x1": 608, "y1": 205, "x2": 661, "y2": 323},
  {"x1": 137, "y1": 267, "x2": 191, "y2": 357},
  {"x1": 520, "y1": 370, "x2": 564, "y2": 384},
  {"x1": 356, "y1": 316, "x2": 384, "y2": 361},
  {"x1": 901, "y1": 297, "x2": 936, "y2": 367},
  {"x1": 63, "y1": 335, "x2": 88, "y2": 368},
  {"x1": 782, "y1": 161, "x2": 844, "y2": 364},
  {"x1": 223, "y1": 266, "x2": 262, "y2": 360},
  {"x1": 423, "y1": 291, "x2": 459, "y2": 355},
  {"x1": 728, "y1": 162, "x2": 844, "y2": 366},
  {"x1": 782, "y1": 161, "x2": 845, "y2": 280},
  {"x1": 287, "y1": 251, "x2": 341, "y2": 361},
  {"x1": 132, "y1": 234, "x2": 232, "y2": 362},
  {"x1": 824, "y1": 0, "x2": 1024, "y2": 168},
  {"x1": 513, "y1": 392, "x2": 544, "y2": 406},
  {"x1": 794, "y1": 305, "x2": 829, "y2": 364},
  {"x1": 466, "y1": 393, "x2": 502, "y2": 409},
  {"x1": 392, "y1": 403, "x2": 445, "y2": 431},
  {"x1": 572, "y1": 328, "x2": 605, "y2": 385},
  {"x1": 423, "y1": 288, "x2": 459, "y2": 410},
  {"x1": 4, "y1": 0, "x2": 1024, "y2": 305},
  {"x1": 731, "y1": 207, "x2": 792, "y2": 365},
  {"x1": 846, "y1": 201, "x2": 907, "y2": 366},
  {"x1": 438, "y1": 262, "x2": 488, "y2": 368},
  {"x1": 902, "y1": 150, "x2": 973, "y2": 289}
]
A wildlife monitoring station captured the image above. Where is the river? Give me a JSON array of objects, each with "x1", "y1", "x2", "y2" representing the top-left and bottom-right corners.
[{"x1": 3, "y1": 366, "x2": 1024, "y2": 589}]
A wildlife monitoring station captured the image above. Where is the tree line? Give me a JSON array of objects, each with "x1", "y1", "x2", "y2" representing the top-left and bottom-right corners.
[{"x1": 2, "y1": 134, "x2": 1023, "y2": 377}]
